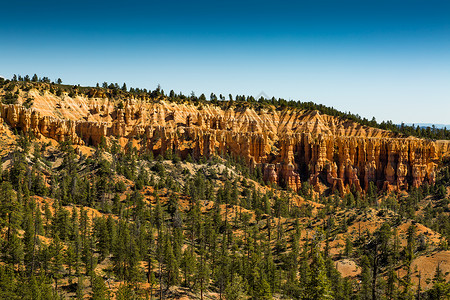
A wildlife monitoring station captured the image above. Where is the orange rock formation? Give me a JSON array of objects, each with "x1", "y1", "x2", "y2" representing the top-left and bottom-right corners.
[{"x1": 2, "y1": 92, "x2": 449, "y2": 193}]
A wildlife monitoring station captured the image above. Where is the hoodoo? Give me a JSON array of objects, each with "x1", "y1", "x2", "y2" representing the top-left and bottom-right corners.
[{"x1": 1, "y1": 94, "x2": 448, "y2": 194}]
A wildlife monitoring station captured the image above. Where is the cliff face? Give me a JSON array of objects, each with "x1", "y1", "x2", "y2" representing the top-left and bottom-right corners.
[{"x1": 1, "y1": 91, "x2": 449, "y2": 193}]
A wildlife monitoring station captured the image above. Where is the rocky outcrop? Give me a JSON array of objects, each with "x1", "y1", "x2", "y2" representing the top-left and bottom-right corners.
[
  {"x1": 1, "y1": 95, "x2": 449, "y2": 194},
  {"x1": 292, "y1": 134, "x2": 445, "y2": 193},
  {"x1": 0, "y1": 104, "x2": 82, "y2": 144}
]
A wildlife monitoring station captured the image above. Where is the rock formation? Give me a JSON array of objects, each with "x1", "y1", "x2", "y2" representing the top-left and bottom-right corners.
[{"x1": 1, "y1": 91, "x2": 449, "y2": 194}]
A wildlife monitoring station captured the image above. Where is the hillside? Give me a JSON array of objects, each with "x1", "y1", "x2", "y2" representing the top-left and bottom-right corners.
[
  {"x1": 1, "y1": 80, "x2": 449, "y2": 195},
  {"x1": 0, "y1": 79, "x2": 450, "y2": 299}
]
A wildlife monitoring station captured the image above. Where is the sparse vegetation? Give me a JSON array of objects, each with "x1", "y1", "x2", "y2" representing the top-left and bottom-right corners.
[{"x1": 0, "y1": 78, "x2": 449, "y2": 299}]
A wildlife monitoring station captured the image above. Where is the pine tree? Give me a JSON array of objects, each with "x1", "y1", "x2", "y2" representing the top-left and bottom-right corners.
[
  {"x1": 196, "y1": 249, "x2": 210, "y2": 300},
  {"x1": 163, "y1": 233, "x2": 179, "y2": 287},
  {"x1": 224, "y1": 274, "x2": 246, "y2": 300},
  {"x1": 359, "y1": 255, "x2": 372, "y2": 300},
  {"x1": 91, "y1": 274, "x2": 111, "y2": 300},
  {"x1": 344, "y1": 235, "x2": 353, "y2": 257},
  {"x1": 307, "y1": 250, "x2": 332, "y2": 299},
  {"x1": 255, "y1": 274, "x2": 272, "y2": 300},
  {"x1": 65, "y1": 244, "x2": 75, "y2": 284},
  {"x1": 426, "y1": 263, "x2": 450, "y2": 299},
  {"x1": 43, "y1": 202, "x2": 52, "y2": 235},
  {"x1": 406, "y1": 224, "x2": 416, "y2": 262},
  {"x1": 76, "y1": 275, "x2": 84, "y2": 300},
  {"x1": 50, "y1": 235, "x2": 64, "y2": 290},
  {"x1": 94, "y1": 217, "x2": 110, "y2": 261},
  {"x1": 385, "y1": 267, "x2": 398, "y2": 299},
  {"x1": 400, "y1": 264, "x2": 415, "y2": 299},
  {"x1": 23, "y1": 207, "x2": 36, "y2": 275},
  {"x1": 24, "y1": 274, "x2": 55, "y2": 300},
  {"x1": 0, "y1": 182, "x2": 20, "y2": 246},
  {"x1": 181, "y1": 246, "x2": 196, "y2": 288},
  {"x1": 115, "y1": 283, "x2": 138, "y2": 300},
  {"x1": 5, "y1": 230, "x2": 23, "y2": 271}
]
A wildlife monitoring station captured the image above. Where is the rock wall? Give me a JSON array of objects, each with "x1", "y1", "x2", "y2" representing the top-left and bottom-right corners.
[
  {"x1": 289, "y1": 133, "x2": 443, "y2": 193},
  {"x1": 1, "y1": 97, "x2": 449, "y2": 193}
]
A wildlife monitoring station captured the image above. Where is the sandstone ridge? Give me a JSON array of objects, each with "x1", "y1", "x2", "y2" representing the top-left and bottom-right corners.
[{"x1": 1, "y1": 92, "x2": 449, "y2": 193}]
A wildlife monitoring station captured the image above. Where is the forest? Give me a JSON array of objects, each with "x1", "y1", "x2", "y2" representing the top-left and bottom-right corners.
[
  {"x1": 0, "y1": 76, "x2": 450, "y2": 299},
  {"x1": 0, "y1": 131, "x2": 449, "y2": 299}
]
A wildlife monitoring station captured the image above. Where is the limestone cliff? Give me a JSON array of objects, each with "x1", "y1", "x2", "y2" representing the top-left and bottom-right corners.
[{"x1": 1, "y1": 90, "x2": 449, "y2": 193}]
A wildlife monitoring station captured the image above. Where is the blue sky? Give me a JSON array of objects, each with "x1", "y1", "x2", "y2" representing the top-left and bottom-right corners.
[{"x1": 1, "y1": 0, "x2": 449, "y2": 124}]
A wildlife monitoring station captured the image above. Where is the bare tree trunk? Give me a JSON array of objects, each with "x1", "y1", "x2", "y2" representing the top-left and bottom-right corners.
[
  {"x1": 200, "y1": 277, "x2": 203, "y2": 300},
  {"x1": 372, "y1": 244, "x2": 378, "y2": 300},
  {"x1": 7, "y1": 213, "x2": 11, "y2": 242},
  {"x1": 159, "y1": 259, "x2": 163, "y2": 300},
  {"x1": 148, "y1": 258, "x2": 151, "y2": 283},
  {"x1": 31, "y1": 210, "x2": 38, "y2": 275}
]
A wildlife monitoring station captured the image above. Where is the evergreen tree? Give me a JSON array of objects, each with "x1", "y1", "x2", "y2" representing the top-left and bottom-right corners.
[
  {"x1": 307, "y1": 250, "x2": 332, "y2": 299},
  {"x1": 76, "y1": 275, "x2": 85, "y2": 300},
  {"x1": 91, "y1": 274, "x2": 111, "y2": 300},
  {"x1": 426, "y1": 263, "x2": 450, "y2": 299},
  {"x1": 50, "y1": 235, "x2": 64, "y2": 290},
  {"x1": 359, "y1": 255, "x2": 372, "y2": 300},
  {"x1": 196, "y1": 249, "x2": 210, "y2": 300},
  {"x1": 181, "y1": 246, "x2": 196, "y2": 288},
  {"x1": 224, "y1": 274, "x2": 246, "y2": 300},
  {"x1": 23, "y1": 207, "x2": 36, "y2": 274},
  {"x1": 406, "y1": 224, "x2": 416, "y2": 262}
]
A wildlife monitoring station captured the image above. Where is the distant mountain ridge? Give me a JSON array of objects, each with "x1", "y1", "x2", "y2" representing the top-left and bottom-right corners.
[{"x1": 404, "y1": 123, "x2": 450, "y2": 129}]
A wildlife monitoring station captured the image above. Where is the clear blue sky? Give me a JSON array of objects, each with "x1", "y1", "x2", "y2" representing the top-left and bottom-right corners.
[{"x1": 1, "y1": 0, "x2": 449, "y2": 124}]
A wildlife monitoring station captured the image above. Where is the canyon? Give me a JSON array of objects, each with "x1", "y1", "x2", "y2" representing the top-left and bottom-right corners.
[{"x1": 1, "y1": 89, "x2": 449, "y2": 194}]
